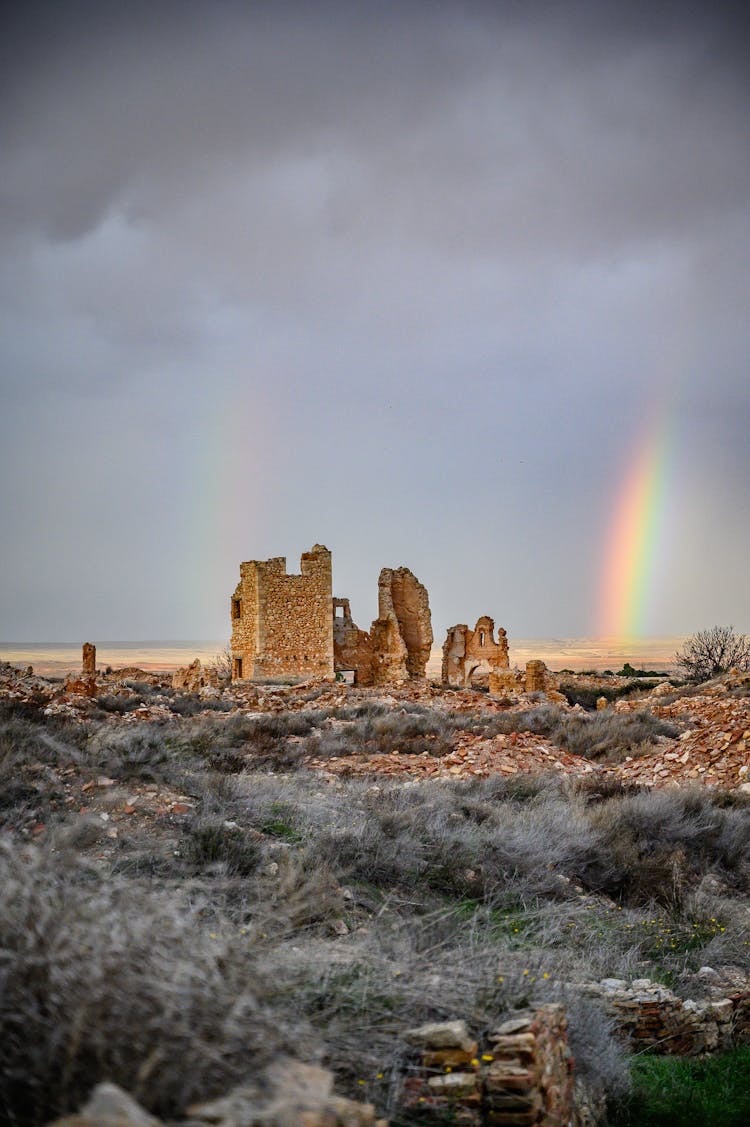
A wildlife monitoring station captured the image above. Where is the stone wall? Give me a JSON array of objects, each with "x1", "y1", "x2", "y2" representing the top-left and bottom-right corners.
[
  {"x1": 333, "y1": 566, "x2": 433, "y2": 687},
  {"x1": 172, "y1": 659, "x2": 219, "y2": 693},
  {"x1": 580, "y1": 976, "x2": 750, "y2": 1056},
  {"x1": 230, "y1": 544, "x2": 334, "y2": 681},
  {"x1": 333, "y1": 597, "x2": 376, "y2": 686},
  {"x1": 378, "y1": 567, "x2": 433, "y2": 679},
  {"x1": 442, "y1": 617, "x2": 509, "y2": 687},
  {"x1": 401, "y1": 1009, "x2": 574, "y2": 1126},
  {"x1": 489, "y1": 660, "x2": 560, "y2": 698}
]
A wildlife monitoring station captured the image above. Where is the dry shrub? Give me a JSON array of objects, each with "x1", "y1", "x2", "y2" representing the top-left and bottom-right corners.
[{"x1": 0, "y1": 840, "x2": 312, "y2": 1127}]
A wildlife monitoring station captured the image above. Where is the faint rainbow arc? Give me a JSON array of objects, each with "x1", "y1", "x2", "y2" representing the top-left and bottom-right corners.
[{"x1": 597, "y1": 417, "x2": 673, "y2": 639}]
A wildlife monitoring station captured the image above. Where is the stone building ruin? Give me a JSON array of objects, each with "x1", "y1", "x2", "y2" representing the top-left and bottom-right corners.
[
  {"x1": 230, "y1": 544, "x2": 334, "y2": 681},
  {"x1": 333, "y1": 566, "x2": 433, "y2": 687},
  {"x1": 442, "y1": 616, "x2": 509, "y2": 688},
  {"x1": 230, "y1": 545, "x2": 433, "y2": 686}
]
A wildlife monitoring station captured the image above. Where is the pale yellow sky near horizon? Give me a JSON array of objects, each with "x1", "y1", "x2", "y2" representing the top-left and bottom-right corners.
[{"x1": 1, "y1": 637, "x2": 686, "y2": 676}]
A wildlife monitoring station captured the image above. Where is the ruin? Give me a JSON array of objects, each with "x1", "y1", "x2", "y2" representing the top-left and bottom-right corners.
[
  {"x1": 442, "y1": 617, "x2": 509, "y2": 688},
  {"x1": 230, "y1": 544, "x2": 334, "y2": 681},
  {"x1": 82, "y1": 642, "x2": 96, "y2": 676},
  {"x1": 489, "y1": 659, "x2": 560, "y2": 698},
  {"x1": 334, "y1": 566, "x2": 434, "y2": 687},
  {"x1": 230, "y1": 547, "x2": 432, "y2": 686}
]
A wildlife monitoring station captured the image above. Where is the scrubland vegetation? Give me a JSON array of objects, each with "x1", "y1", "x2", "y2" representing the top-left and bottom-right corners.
[{"x1": 1, "y1": 692, "x2": 749, "y2": 1125}]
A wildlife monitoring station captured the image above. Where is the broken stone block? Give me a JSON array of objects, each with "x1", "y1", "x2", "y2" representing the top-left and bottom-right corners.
[
  {"x1": 426, "y1": 1072, "x2": 480, "y2": 1098},
  {"x1": 50, "y1": 1081, "x2": 161, "y2": 1126},
  {"x1": 404, "y1": 1019, "x2": 475, "y2": 1051}
]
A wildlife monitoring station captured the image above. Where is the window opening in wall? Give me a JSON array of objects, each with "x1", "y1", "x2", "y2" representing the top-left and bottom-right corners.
[
  {"x1": 233, "y1": 657, "x2": 243, "y2": 679},
  {"x1": 479, "y1": 631, "x2": 486, "y2": 647},
  {"x1": 232, "y1": 598, "x2": 242, "y2": 620}
]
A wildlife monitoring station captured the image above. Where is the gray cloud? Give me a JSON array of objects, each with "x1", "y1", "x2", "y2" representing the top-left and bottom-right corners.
[{"x1": 1, "y1": 1, "x2": 749, "y2": 641}]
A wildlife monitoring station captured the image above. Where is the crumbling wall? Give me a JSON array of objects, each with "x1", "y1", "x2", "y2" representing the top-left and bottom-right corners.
[
  {"x1": 172, "y1": 659, "x2": 219, "y2": 693},
  {"x1": 488, "y1": 660, "x2": 560, "y2": 698},
  {"x1": 401, "y1": 1009, "x2": 574, "y2": 1126},
  {"x1": 230, "y1": 544, "x2": 334, "y2": 681},
  {"x1": 82, "y1": 642, "x2": 96, "y2": 676},
  {"x1": 580, "y1": 977, "x2": 750, "y2": 1056},
  {"x1": 333, "y1": 566, "x2": 433, "y2": 686},
  {"x1": 379, "y1": 567, "x2": 433, "y2": 679},
  {"x1": 332, "y1": 598, "x2": 375, "y2": 685},
  {"x1": 442, "y1": 617, "x2": 509, "y2": 687}
]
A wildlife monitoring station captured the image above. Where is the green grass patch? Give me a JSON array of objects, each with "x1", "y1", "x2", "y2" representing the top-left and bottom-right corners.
[{"x1": 609, "y1": 1047, "x2": 750, "y2": 1126}]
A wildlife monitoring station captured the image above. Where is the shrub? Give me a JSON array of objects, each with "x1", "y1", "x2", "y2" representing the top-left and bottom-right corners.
[
  {"x1": 183, "y1": 816, "x2": 262, "y2": 876},
  {"x1": 675, "y1": 626, "x2": 750, "y2": 682},
  {"x1": 553, "y1": 711, "x2": 678, "y2": 761},
  {"x1": 0, "y1": 840, "x2": 303, "y2": 1126}
]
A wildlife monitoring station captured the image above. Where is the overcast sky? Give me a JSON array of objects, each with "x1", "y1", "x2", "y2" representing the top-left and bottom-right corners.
[{"x1": 1, "y1": 0, "x2": 748, "y2": 644}]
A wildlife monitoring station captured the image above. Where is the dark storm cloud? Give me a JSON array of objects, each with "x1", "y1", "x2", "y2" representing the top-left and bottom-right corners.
[{"x1": 1, "y1": 1, "x2": 749, "y2": 639}]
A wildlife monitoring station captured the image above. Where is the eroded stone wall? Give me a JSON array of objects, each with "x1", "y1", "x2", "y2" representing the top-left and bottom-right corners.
[
  {"x1": 82, "y1": 643, "x2": 96, "y2": 676},
  {"x1": 230, "y1": 544, "x2": 334, "y2": 681},
  {"x1": 442, "y1": 617, "x2": 509, "y2": 687},
  {"x1": 581, "y1": 976, "x2": 750, "y2": 1056},
  {"x1": 333, "y1": 566, "x2": 433, "y2": 686},
  {"x1": 379, "y1": 567, "x2": 433, "y2": 679},
  {"x1": 401, "y1": 1008, "x2": 574, "y2": 1126},
  {"x1": 332, "y1": 598, "x2": 375, "y2": 685}
]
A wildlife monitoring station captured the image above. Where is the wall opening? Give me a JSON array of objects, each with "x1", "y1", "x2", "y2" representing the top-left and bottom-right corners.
[
  {"x1": 479, "y1": 631, "x2": 486, "y2": 647},
  {"x1": 233, "y1": 657, "x2": 243, "y2": 679},
  {"x1": 232, "y1": 598, "x2": 242, "y2": 620}
]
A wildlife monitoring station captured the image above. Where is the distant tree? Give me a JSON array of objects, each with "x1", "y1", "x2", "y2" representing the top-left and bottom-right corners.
[
  {"x1": 675, "y1": 626, "x2": 750, "y2": 682},
  {"x1": 208, "y1": 643, "x2": 233, "y2": 682}
]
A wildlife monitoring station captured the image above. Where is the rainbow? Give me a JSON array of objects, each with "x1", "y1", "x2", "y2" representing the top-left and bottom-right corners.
[{"x1": 597, "y1": 416, "x2": 672, "y2": 639}]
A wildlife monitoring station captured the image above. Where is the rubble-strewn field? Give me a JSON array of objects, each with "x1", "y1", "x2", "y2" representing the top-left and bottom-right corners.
[{"x1": 1, "y1": 662, "x2": 749, "y2": 1126}]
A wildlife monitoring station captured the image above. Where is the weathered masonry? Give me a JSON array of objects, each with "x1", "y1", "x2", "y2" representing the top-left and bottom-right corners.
[
  {"x1": 333, "y1": 566, "x2": 433, "y2": 687},
  {"x1": 230, "y1": 544, "x2": 334, "y2": 681},
  {"x1": 442, "y1": 616, "x2": 509, "y2": 688},
  {"x1": 230, "y1": 545, "x2": 433, "y2": 685}
]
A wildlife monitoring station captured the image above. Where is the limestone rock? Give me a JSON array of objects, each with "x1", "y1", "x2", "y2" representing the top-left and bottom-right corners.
[
  {"x1": 49, "y1": 1081, "x2": 161, "y2": 1126},
  {"x1": 187, "y1": 1059, "x2": 384, "y2": 1127},
  {"x1": 82, "y1": 642, "x2": 96, "y2": 676},
  {"x1": 404, "y1": 1019, "x2": 474, "y2": 1051}
]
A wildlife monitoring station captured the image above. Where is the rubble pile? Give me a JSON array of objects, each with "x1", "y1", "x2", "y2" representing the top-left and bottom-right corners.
[
  {"x1": 306, "y1": 730, "x2": 594, "y2": 780},
  {"x1": 609, "y1": 675, "x2": 750, "y2": 790},
  {"x1": 2, "y1": 655, "x2": 749, "y2": 793},
  {"x1": 50, "y1": 1060, "x2": 387, "y2": 1126},
  {"x1": 579, "y1": 977, "x2": 743, "y2": 1056}
]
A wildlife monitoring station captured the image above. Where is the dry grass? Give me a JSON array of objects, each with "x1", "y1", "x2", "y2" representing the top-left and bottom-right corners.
[{"x1": 0, "y1": 704, "x2": 748, "y2": 1123}]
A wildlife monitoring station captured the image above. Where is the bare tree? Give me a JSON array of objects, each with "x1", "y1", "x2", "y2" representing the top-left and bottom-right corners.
[
  {"x1": 675, "y1": 625, "x2": 750, "y2": 682},
  {"x1": 207, "y1": 644, "x2": 232, "y2": 683}
]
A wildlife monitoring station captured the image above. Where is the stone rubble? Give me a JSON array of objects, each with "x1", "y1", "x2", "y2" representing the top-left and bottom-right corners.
[
  {"x1": 49, "y1": 1061, "x2": 388, "y2": 1127},
  {"x1": 579, "y1": 974, "x2": 750, "y2": 1056}
]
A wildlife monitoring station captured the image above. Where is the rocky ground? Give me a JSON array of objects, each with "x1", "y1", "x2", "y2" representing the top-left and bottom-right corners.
[
  {"x1": 3, "y1": 658, "x2": 747, "y2": 798},
  {"x1": 1, "y1": 659, "x2": 749, "y2": 1126}
]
